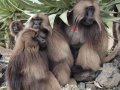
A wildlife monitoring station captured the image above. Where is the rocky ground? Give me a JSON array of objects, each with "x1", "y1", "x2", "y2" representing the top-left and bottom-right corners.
[{"x1": 0, "y1": 47, "x2": 120, "y2": 90}]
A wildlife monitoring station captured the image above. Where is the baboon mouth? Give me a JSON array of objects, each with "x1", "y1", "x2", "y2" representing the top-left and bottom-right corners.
[
  {"x1": 77, "y1": 20, "x2": 100, "y2": 31},
  {"x1": 80, "y1": 18, "x2": 96, "y2": 26},
  {"x1": 78, "y1": 19, "x2": 97, "y2": 28},
  {"x1": 33, "y1": 25, "x2": 39, "y2": 29},
  {"x1": 13, "y1": 30, "x2": 19, "y2": 33}
]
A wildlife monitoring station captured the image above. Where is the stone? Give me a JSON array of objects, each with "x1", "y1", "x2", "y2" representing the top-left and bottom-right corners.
[
  {"x1": 73, "y1": 70, "x2": 99, "y2": 82},
  {"x1": 86, "y1": 84, "x2": 96, "y2": 90},
  {"x1": 62, "y1": 84, "x2": 79, "y2": 90},
  {"x1": 95, "y1": 63, "x2": 120, "y2": 88},
  {"x1": 78, "y1": 82, "x2": 86, "y2": 90}
]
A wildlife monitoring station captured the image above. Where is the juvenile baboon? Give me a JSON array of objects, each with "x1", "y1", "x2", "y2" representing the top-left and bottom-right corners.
[
  {"x1": 6, "y1": 28, "x2": 61, "y2": 90},
  {"x1": 64, "y1": 0, "x2": 108, "y2": 71},
  {"x1": 9, "y1": 20, "x2": 24, "y2": 40},
  {"x1": 27, "y1": 13, "x2": 75, "y2": 86}
]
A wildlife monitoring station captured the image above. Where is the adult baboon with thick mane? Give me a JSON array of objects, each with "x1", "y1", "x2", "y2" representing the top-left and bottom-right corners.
[
  {"x1": 26, "y1": 13, "x2": 75, "y2": 86},
  {"x1": 61, "y1": 0, "x2": 108, "y2": 71},
  {"x1": 6, "y1": 28, "x2": 61, "y2": 90}
]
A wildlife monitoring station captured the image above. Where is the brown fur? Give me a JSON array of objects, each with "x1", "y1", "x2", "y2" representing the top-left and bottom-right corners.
[
  {"x1": 27, "y1": 13, "x2": 75, "y2": 86},
  {"x1": 66, "y1": 0, "x2": 108, "y2": 71},
  {"x1": 47, "y1": 27, "x2": 74, "y2": 85},
  {"x1": 6, "y1": 28, "x2": 61, "y2": 90}
]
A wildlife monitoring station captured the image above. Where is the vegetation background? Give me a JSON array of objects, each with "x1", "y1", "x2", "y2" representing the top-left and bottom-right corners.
[{"x1": 0, "y1": 0, "x2": 120, "y2": 49}]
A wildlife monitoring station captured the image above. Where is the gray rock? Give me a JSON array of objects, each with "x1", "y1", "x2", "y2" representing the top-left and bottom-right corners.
[
  {"x1": 112, "y1": 58, "x2": 120, "y2": 69},
  {"x1": 86, "y1": 84, "x2": 96, "y2": 90},
  {"x1": 62, "y1": 84, "x2": 79, "y2": 90},
  {"x1": 95, "y1": 63, "x2": 120, "y2": 88},
  {"x1": 73, "y1": 70, "x2": 98, "y2": 82},
  {"x1": 78, "y1": 82, "x2": 85, "y2": 90},
  {"x1": 112, "y1": 85, "x2": 120, "y2": 90}
]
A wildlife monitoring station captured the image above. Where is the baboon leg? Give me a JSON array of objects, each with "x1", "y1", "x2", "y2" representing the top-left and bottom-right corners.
[
  {"x1": 46, "y1": 72, "x2": 61, "y2": 90},
  {"x1": 53, "y1": 62, "x2": 71, "y2": 86},
  {"x1": 76, "y1": 44, "x2": 101, "y2": 71}
]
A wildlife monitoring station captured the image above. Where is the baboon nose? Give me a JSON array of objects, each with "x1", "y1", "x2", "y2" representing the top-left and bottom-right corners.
[{"x1": 80, "y1": 17, "x2": 95, "y2": 26}]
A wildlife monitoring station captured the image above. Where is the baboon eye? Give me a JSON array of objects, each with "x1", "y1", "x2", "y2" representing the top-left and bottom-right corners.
[{"x1": 85, "y1": 6, "x2": 95, "y2": 16}]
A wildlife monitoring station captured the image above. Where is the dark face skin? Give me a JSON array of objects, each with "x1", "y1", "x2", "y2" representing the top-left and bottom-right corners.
[
  {"x1": 32, "y1": 17, "x2": 42, "y2": 29},
  {"x1": 12, "y1": 23, "x2": 21, "y2": 33},
  {"x1": 81, "y1": 6, "x2": 95, "y2": 26},
  {"x1": 34, "y1": 29, "x2": 48, "y2": 50}
]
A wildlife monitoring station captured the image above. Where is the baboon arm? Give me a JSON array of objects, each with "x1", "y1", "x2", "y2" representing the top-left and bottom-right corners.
[
  {"x1": 47, "y1": 72, "x2": 61, "y2": 90},
  {"x1": 47, "y1": 33, "x2": 74, "y2": 67},
  {"x1": 52, "y1": 62, "x2": 70, "y2": 86}
]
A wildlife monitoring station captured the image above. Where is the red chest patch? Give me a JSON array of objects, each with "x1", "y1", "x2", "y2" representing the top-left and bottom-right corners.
[{"x1": 71, "y1": 25, "x2": 78, "y2": 32}]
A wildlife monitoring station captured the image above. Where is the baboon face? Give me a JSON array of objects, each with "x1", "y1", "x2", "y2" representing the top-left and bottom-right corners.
[
  {"x1": 73, "y1": 0, "x2": 100, "y2": 28},
  {"x1": 31, "y1": 16, "x2": 43, "y2": 29},
  {"x1": 11, "y1": 21, "x2": 23, "y2": 34},
  {"x1": 81, "y1": 6, "x2": 95, "y2": 26},
  {"x1": 27, "y1": 13, "x2": 53, "y2": 50},
  {"x1": 28, "y1": 13, "x2": 52, "y2": 33}
]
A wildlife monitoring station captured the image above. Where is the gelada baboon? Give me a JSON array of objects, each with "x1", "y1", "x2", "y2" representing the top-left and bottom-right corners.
[
  {"x1": 65, "y1": 0, "x2": 108, "y2": 71},
  {"x1": 27, "y1": 13, "x2": 75, "y2": 86},
  {"x1": 9, "y1": 20, "x2": 24, "y2": 40},
  {"x1": 6, "y1": 28, "x2": 61, "y2": 90}
]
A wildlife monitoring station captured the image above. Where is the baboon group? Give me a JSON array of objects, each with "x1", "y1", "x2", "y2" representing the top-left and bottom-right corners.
[{"x1": 6, "y1": 0, "x2": 120, "y2": 90}]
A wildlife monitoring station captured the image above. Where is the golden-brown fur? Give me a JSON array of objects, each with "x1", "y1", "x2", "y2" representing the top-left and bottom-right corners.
[
  {"x1": 47, "y1": 26, "x2": 74, "y2": 85},
  {"x1": 6, "y1": 28, "x2": 61, "y2": 90},
  {"x1": 66, "y1": 0, "x2": 108, "y2": 71},
  {"x1": 27, "y1": 13, "x2": 75, "y2": 86}
]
